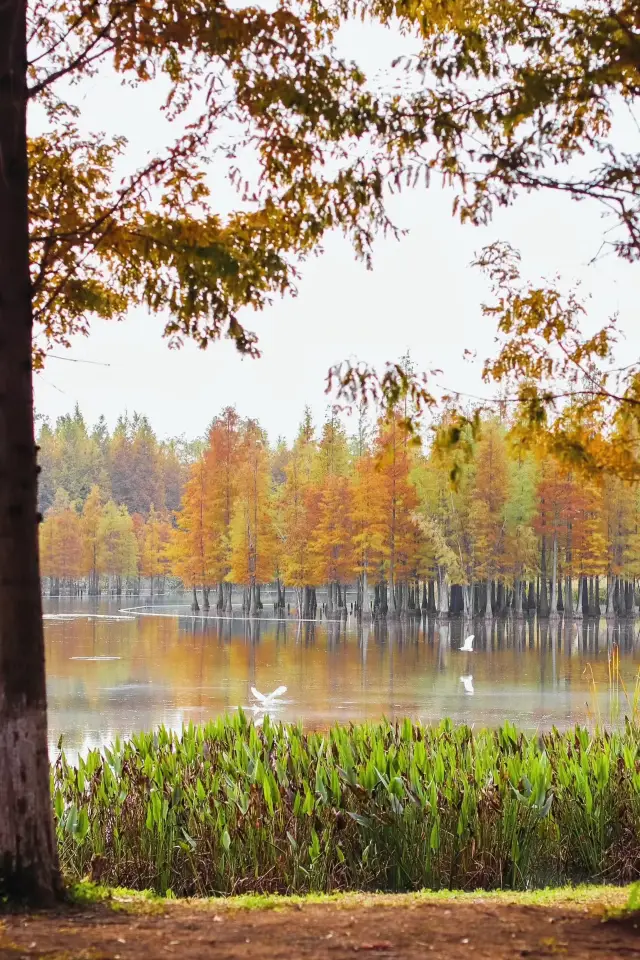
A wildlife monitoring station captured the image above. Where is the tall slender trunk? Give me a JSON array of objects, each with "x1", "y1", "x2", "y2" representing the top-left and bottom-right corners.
[
  {"x1": 462, "y1": 583, "x2": 473, "y2": 618},
  {"x1": 0, "y1": 0, "x2": 62, "y2": 903},
  {"x1": 549, "y1": 533, "x2": 559, "y2": 618},
  {"x1": 436, "y1": 567, "x2": 449, "y2": 617},
  {"x1": 192, "y1": 586, "x2": 200, "y2": 612},
  {"x1": 514, "y1": 578, "x2": 523, "y2": 616},
  {"x1": 539, "y1": 539, "x2": 550, "y2": 617},
  {"x1": 527, "y1": 581, "x2": 535, "y2": 613},
  {"x1": 605, "y1": 574, "x2": 616, "y2": 618},
  {"x1": 484, "y1": 578, "x2": 493, "y2": 619},
  {"x1": 428, "y1": 579, "x2": 436, "y2": 614},
  {"x1": 564, "y1": 576, "x2": 573, "y2": 618},
  {"x1": 361, "y1": 571, "x2": 370, "y2": 618}
]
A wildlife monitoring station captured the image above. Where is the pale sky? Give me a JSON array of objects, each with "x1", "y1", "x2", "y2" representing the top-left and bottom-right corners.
[{"x1": 33, "y1": 20, "x2": 640, "y2": 445}]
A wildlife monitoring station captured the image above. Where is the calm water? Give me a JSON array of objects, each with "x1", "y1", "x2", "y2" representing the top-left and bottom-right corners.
[{"x1": 44, "y1": 597, "x2": 640, "y2": 760}]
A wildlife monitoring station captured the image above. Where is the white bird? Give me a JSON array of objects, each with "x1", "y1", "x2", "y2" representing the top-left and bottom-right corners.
[
  {"x1": 460, "y1": 634, "x2": 475, "y2": 652},
  {"x1": 460, "y1": 675, "x2": 474, "y2": 695},
  {"x1": 250, "y1": 685, "x2": 287, "y2": 705}
]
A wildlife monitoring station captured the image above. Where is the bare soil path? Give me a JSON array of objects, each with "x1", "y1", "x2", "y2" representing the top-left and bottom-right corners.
[{"x1": 1, "y1": 889, "x2": 639, "y2": 960}]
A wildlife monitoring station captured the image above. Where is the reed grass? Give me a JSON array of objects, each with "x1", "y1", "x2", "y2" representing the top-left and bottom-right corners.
[{"x1": 53, "y1": 713, "x2": 640, "y2": 896}]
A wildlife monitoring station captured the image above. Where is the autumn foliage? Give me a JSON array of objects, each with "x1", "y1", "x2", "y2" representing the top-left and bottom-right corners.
[{"x1": 38, "y1": 403, "x2": 640, "y2": 618}]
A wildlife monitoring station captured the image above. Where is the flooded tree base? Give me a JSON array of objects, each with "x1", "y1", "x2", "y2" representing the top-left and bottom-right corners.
[{"x1": 0, "y1": 891, "x2": 635, "y2": 960}]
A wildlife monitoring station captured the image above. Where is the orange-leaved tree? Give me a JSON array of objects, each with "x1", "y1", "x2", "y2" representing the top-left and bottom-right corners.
[{"x1": 228, "y1": 421, "x2": 277, "y2": 615}]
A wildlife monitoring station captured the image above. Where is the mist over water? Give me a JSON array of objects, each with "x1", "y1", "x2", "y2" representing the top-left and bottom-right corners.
[{"x1": 44, "y1": 597, "x2": 640, "y2": 761}]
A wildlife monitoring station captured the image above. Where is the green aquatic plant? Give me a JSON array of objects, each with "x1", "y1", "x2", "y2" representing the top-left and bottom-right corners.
[{"x1": 52, "y1": 714, "x2": 640, "y2": 896}]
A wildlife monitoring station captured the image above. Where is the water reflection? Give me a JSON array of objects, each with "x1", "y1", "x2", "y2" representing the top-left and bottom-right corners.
[{"x1": 44, "y1": 598, "x2": 640, "y2": 760}]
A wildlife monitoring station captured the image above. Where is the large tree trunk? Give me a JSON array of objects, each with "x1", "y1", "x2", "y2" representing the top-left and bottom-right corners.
[{"x1": 0, "y1": 0, "x2": 62, "y2": 903}]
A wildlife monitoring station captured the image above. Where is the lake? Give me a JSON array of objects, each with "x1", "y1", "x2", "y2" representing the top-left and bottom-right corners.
[{"x1": 44, "y1": 597, "x2": 640, "y2": 760}]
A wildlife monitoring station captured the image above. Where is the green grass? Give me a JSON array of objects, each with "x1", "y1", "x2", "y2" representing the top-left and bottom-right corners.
[
  {"x1": 67, "y1": 880, "x2": 631, "y2": 912},
  {"x1": 52, "y1": 714, "x2": 640, "y2": 897}
]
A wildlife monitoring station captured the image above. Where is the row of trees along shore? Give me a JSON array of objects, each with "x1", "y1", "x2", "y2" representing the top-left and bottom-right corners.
[{"x1": 39, "y1": 404, "x2": 640, "y2": 620}]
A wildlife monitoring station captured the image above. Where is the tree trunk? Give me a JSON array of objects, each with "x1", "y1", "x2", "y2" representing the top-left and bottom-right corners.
[
  {"x1": 192, "y1": 586, "x2": 200, "y2": 612},
  {"x1": 361, "y1": 571, "x2": 370, "y2": 619},
  {"x1": 436, "y1": 568, "x2": 449, "y2": 616},
  {"x1": 549, "y1": 533, "x2": 559, "y2": 618},
  {"x1": 485, "y1": 578, "x2": 493, "y2": 619},
  {"x1": 557, "y1": 577, "x2": 563, "y2": 613},
  {"x1": 428, "y1": 579, "x2": 436, "y2": 614},
  {"x1": 539, "y1": 539, "x2": 550, "y2": 617},
  {"x1": 564, "y1": 576, "x2": 573, "y2": 618},
  {"x1": 625, "y1": 579, "x2": 634, "y2": 616},
  {"x1": 0, "y1": 0, "x2": 62, "y2": 903},
  {"x1": 527, "y1": 581, "x2": 535, "y2": 613},
  {"x1": 605, "y1": 574, "x2": 616, "y2": 618},
  {"x1": 202, "y1": 586, "x2": 210, "y2": 611},
  {"x1": 514, "y1": 579, "x2": 523, "y2": 616},
  {"x1": 462, "y1": 583, "x2": 473, "y2": 618},
  {"x1": 249, "y1": 581, "x2": 258, "y2": 616}
]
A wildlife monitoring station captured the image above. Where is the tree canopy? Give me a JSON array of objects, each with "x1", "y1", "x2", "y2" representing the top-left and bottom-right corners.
[
  {"x1": 332, "y1": 0, "x2": 640, "y2": 476},
  {"x1": 28, "y1": 0, "x2": 407, "y2": 366}
]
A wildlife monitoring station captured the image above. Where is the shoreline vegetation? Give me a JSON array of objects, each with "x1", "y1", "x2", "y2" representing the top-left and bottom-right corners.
[
  {"x1": 37, "y1": 405, "x2": 640, "y2": 623},
  {"x1": 54, "y1": 716, "x2": 640, "y2": 897}
]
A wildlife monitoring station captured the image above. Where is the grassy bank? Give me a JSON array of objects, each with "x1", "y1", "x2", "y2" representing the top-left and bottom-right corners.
[{"x1": 53, "y1": 715, "x2": 640, "y2": 896}]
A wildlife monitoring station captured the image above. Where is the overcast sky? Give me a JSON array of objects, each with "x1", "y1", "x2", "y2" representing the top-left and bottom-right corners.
[{"x1": 33, "y1": 20, "x2": 640, "y2": 445}]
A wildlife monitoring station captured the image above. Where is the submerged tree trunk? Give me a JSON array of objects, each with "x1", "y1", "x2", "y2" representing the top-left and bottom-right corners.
[{"x1": 0, "y1": 0, "x2": 62, "y2": 903}]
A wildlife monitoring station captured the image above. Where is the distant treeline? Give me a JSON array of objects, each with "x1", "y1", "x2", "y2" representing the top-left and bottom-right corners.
[{"x1": 38, "y1": 403, "x2": 640, "y2": 618}]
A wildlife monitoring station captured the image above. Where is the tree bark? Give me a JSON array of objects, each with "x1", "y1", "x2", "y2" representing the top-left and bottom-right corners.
[{"x1": 0, "y1": 0, "x2": 62, "y2": 903}]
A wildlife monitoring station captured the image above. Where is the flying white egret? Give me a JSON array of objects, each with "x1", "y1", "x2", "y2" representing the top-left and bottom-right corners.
[
  {"x1": 460, "y1": 675, "x2": 474, "y2": 695},
  {"x1": 460, "y1": 635, "x2": 475, "y2": 652},
  {"x1": 250, "y1": 685, "x2": 287, "y2": 705}
]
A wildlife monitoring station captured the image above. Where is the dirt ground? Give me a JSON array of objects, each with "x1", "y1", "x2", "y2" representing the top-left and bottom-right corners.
[{"x1": 2, "y1": 891, "x2": 640, "y2": 960}]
